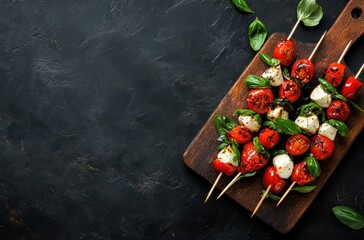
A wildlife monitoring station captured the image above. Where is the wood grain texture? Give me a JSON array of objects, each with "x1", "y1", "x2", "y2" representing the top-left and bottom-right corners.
[{"x1": 183, "y1": 0, "x2": 364, "y2": 233}]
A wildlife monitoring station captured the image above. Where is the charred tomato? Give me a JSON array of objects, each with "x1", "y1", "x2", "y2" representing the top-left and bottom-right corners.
[
  {"x1": 285, "y1": 134, "x2": 310, "y2": 156},
  {"x1": 263, "y1": 166, "x2": 286, "y2": 194},
  {"x1": 279, "y1": 80, "x2": 302, "y2": 103},
  {"x1": 273, "y1": 40, "x2": 297, "y2": 66},
  {"x1": 310, "y1": 135, "x2": 335, "y2": 161},
  {"x1": 326, "y1": 100, "x2": 350, "y2": 122},
  {"x1": 290, "y1": 59, "x2": 314, "y2": 84},
  {"x1": 238, "y1": 142, "x2": 268, "y2": 174},
  {"x1": 247, "y1": 88, "x2": 274, "y2": 115},
  {"x1": 325, "y1": 62, "x2": 346, "y2": 87},
  {"x1": 258, "y1": 128, "x2": 280, "y2": 149}
]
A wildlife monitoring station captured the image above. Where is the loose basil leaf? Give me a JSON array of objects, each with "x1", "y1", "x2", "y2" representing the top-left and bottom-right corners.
[
  {"x1": 275, "y1": 118, "x2": 301, "y2": 135},
  {"x1": 327, "y1": 119, "x2": 349, "y2": 137},
  {"x1": 231, "y1": 0, "x2": 254, "y2": 13},
  {"x1": 348, "y1": 100, "x2": 364, "y2": 112},
  {"x1": 233, "y1": 108, "x2": 262, "y2": 125},
  {"x1": 248, "y1": 17, "x2": 267, "y2": 51},
  {"x1": 297, "y1": 0, "x2": 323, "y2": 27},
  {"x1": 237, "y1": 171, "x2": 256, "y2": 180},
  {"x1": 259, "y1": 53, "x2": 280, "y2": 67},
  {"x1": 292, "y1": 185, "x2": 316, "y2": 193},
  {"x1": 304, "y1": 155, "x2": 320, "y2": 178},
  {"x1": 274, "y1": 98, "x2": 294, "y2": 112},
  {"x1": 332, "y1": 206, "x2": 364, "y2": 230},
  {"x1": 213, "y1": 115, "x2": 238, "y2": 142},
  {"x1": 299, "y1": 102, "x2": 323, "y2": 117},
  {"x1": 273, "y1": 149, "x2": 289, "y2": 157},
  {"x1": 217, "y1": 142, "x2": 228, "y2": 150},
  {"x1": 245, "y1": 75, "x2": 271, "y2": 88},
  {"x1": 231, "y1": 141, "x2": 241, "y2": 163},
  {"x1": 261, "y1": 189, "x2": 281, "y2": 201},
  {"x1": 282, "y1": 67, "x2": 290, "y2": 80},
  {"x1": 318, "y1": 78, "x2": 337, "y2": 95},
  {"x1": 253, "y1": 137, "x2": 270, "y2": 159},
  {"x1": 263, "y1": 121, "x2": 278, "y2": 130}
]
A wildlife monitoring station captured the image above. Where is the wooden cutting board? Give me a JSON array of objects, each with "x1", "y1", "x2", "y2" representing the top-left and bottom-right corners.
[{"x1": 183, "y1": 0, "x2": 364, "y2": 234}]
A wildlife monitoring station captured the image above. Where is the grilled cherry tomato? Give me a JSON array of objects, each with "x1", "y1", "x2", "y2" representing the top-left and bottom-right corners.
[
  {"x1": 341, "y1": 76, "x2": 362, "y2": 100},
  {"x1": 290, "y1": 59, "x2": 314, "y2": 84},
  {"x1": 227, "y1": 126, "x2": 252, "y2": 145},
  {"x1": 326, "y1": 100, "x2": 350, "y2": 122},
  {"x1": 325, "y1": 62, "x2": 346, "y2": 87},
  {"x1": 273, "y1": 40, "x2": 297, "y2": 66},
  {"x1": 291, "y1": 160, "x2": 315, "y2": 186},
  {"x1": 285, "y1": 134, "x2": 310, "y2": 156},
  {"x1": 310, "y1": 135, "x2": 335, "y2": 161},
  {"x1": 279, "y1": 80, "x2": 302, "y2": 103},
  {"x1": 212, "y1": 159, "x2": 236, "y2": 176},
  {"x1": 263, "y1": 166, "x2": 286, "y2": 194},
  {"x1": 258, "y1": 128, "x2": 280, "y2": 149},
  {"x1": 247, "y1": 88, "x2": 274, "y2": 115},
  {"x1": 238, "y1": 142, "x2": 268, "y2": 174}
]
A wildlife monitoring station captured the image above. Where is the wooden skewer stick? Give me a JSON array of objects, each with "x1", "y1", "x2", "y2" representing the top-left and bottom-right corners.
[
  {"x1": 355, "y1": 63, "x2": 364, "y2": 79},
  {"x1": 251, "y1": 185, "x2": 271, "y2": 218},
  {"x1": 216, "y1": 172, "x2": 242, "y2": 200},
  {"x1": 276, "y1": 181, "x2": 296, "y2": 206},
  {"x1": 307, "y1": 30, "x2": 327, "y2": 61},
  {"x1": 287, "y1": 14, "x2": 303, "y2": 41},
  {"x1": 204, "y1": 172, "x2": 223, "y2": 203},
  {"x1": 337, "y1": 40, "x2": 352, "y2": 64}
]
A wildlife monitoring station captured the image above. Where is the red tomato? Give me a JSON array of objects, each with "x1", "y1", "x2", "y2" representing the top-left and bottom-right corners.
[
  {"x1": 290, "y1": 58, "x2": 314, "y2": 84},
  {"x1": 341, "y1": 76, "x2": 363, "y2": 100},
  {"x1": 258, "y1": 128, "x2": 280, "y2": 149},
  {"x1": 291, "y1": 161, "x2": 315, "y2": 186},
  {"x1": 279, "y1": 80, "x2": 302, "y2": 103},
  {"x1": 247, "y1": 88, "x2": 274, "y2": 115},
  {"x1": 310, "y1": 135, "x2": 335, "y2": 161},
  {"x1": 285, "y1": 134, "x2": 310, "y2": 156},
  {"x1": 212, "y1": 159, "x2": 236, "y2": 176},
  {"x1": 227, "y1": 126, "x2": 252, "y2": 145},
  {"x1": 325, "y1": 62, "x2": 346, "y2": 87},
  {"x1": 237, "y1": 142, "x2": 268, "y2": 174},
  {"x1": 262, "y1": 166, "x2": 286, "y2": 194},
  {"x1": 273, "y1": 40, "x2": 297, "y2": 66},
  {"x1": 326, "y1": 100, "x2": 350, "y2": 122}
]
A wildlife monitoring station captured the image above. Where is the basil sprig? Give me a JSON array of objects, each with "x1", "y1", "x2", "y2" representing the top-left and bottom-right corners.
[
  {"x1": 261, "y1": 189, "x2": 281, "y2": 201},
  {"x1": 297, "y1": 0, "x2": 323, "y2": 27},
  {"x1": 333, "y1": 206, "x2": 364, "y2": 230},
  {"x1": 282, "y1": 67, "x2": 290, "y2": 80},
  {"x1": 233, "y1": 108, "x2": 262, "y2": 125},
  {"x1": 259, "y1": 53, "x2": 280, "y2": 67},
  {"x1": 231, "y1": 0, "x2": 254, "y2": 13},
  {"x1": 275, "y1": 118, "x2": 302, "y2": 135},
  {"x1": 263, "y1": 121, "x2": 278, "y2": 131},
  {"x1": 292, "y1": 185, "x2": 316, "y2": 193},
  {"x1": 213, "y1": 115, "x2": 237, "y2": 143},
  {"x1": 299, "y1": 102, "x2": 323, "y2": 117},
  {"x1": 248, "y1": 17, "x2": 267, "y2": 51},
  {"x1": 253, "y1": 137, "x2": 270, "y2": 159},
  {"x1": 304, "y1": 155, "x2": 320, "y2": 178},
  {"x1": 327, "y1": 119, "x2": 349, "y2": 137},
  {"x1": 245, "y1": 75, "x2": 271, "y2": 88}
]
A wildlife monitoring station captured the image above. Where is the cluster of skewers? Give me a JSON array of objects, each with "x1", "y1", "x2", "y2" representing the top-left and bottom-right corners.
[{"x1": 205, "y1": 15, "x2": 364, "y2": 218}]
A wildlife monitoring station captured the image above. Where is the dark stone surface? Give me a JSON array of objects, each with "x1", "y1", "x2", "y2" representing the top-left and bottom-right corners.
[{"x1": 0, "y1": 0, "x2": 363, "y2": 239}]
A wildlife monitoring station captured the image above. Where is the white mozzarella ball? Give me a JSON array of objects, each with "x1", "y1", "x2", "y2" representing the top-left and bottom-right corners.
[
  {"x1": 310, "y1": 85, "x2": 332, "y2": 108},
  {"x1": 262, "y1": 65, "x2": 284, "y2": 87},
  {"x1": 217, "y1": 145, "x2": 238, "y2": 167},
  {"x1": 273, "y1": 154, "x2": 294, "y2": 179},
  {"x1": 318, "y1": 123, "x2": 337, "y2": 141},
  {"x1": 267, "y1": 106, "x2": 289, "y2": 121},
  {"x1": 238, "y1": 115, "x2": 260, "y2": 133},
  {"x1": 295, "y1": 115, "x2": 320, "y2": 134}
]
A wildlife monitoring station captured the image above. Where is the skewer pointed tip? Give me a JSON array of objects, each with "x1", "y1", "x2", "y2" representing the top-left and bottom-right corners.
[
  {"x1": 216, "y1": 172, "x2": 242, "y2": 200},
  {"x1": 204, "y1": 172, "x2": 223, "y2": 203},
  {"x1": 337, "y1": 40, "x2": 352, "y2": 64},
  {"x1": 276, "y1": 181, "x2": 296, "y2": 207},
  {"x1": 251, "y1": 185, "x2": 271, "y2": 218}
]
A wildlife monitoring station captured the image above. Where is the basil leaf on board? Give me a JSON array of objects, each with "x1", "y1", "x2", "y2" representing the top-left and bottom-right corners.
[
  {"x1": 304, "y1": 155, "x2": 320, "y2": 177},
  {"x1": 282, "y1": 67, "x2": 290, "y2": 80},
  {"x1": 275, "y1": 118, "x2": 302, "y2": 135},
  {"x1": 259, "y1": 53, "x2": 280, "y2": 67},
  {"x1": 248, "y1": 18, "x2": 267, "y2": 51},
  {"x1": 297, "y1": 0, "x2": 323, "y2": 27},
  {"x1": 332, "y1": 206, "x2": 364, "y2": 230},
  {"x1": 237, "y1": 171, "x2": 256, "y2": 180},
  {"x1": 263, "y1": 121, "x2": 278, "y2": 130},
  {"x1": 213, "y1": 116, "x2": 238, "y2": 142},
  {"x1": 231, "y1": 0, "x2": 254, "y2": 13},
  {"x1": 318, "y1": 78, "x2": 337, "y2": 95},
  {"x1": 261, "y1": 189, "x2": 281, "y2": 201},
  {"x1": 348, "y1": 100, "x2": 364, "y2": 112},
  {"x1": 217, "y1": 142, "x2": 228, "y2": 150},
  {"x1": 253, "y1": 137, "x2": 270, "y2": 159},
  {"x1": 245, "y1": 75, "x2": 271, "y2": 88},
  {"x1": 299, "y1": 102, "x2": 323, "y2": 117},
  {"x1": 292, "y1": 185, "x2": 316, "y2": 193},
  {"x1": 327, "y1": 119, "x2": 349, "y2": 137}
]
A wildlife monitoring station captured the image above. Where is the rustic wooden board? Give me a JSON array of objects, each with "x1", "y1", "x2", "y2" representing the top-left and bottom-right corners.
[{"x1": 183, "y1": 0, "x2": 364, "y2": 234}]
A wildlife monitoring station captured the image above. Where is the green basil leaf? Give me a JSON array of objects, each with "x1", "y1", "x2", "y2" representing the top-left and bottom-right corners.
[
  {"x1": 213, "y1": 115, "x2": 238, "y2": 142},
  {"x1": 327, "y1": 119, "x2": 349, "y2": 137},
  {"x1": 275, "y1": 118, "x2": 302, "y2": 135},
  {"x1": 263, "y1": 121, "x2": 278, "y2": 130},
  {"x1": 261, "y1": 189, "x2": 281, "y2": 201},
  {"x1": 318, "y1": 78, "x2": 338, "y2": 95},
  {"x1": 231, "y1": 142, "x2": 241, "y2": 163},
  {"x1": 259, "y1": 53, "x2": 280, "y2": 67},
  {"x1": 233, "y1": 109, "x2": 257, "y2": 116},
  {"x1": 237, "y1": 171, "x2": 256, "y2": 180},
  {"x1": 333, "y1": 94, "x2": 348, "y2": 102},
  {"x1": 231, "y1": 0, "x2": 254, "y2": 13},
  {"x1": 273, "y1": 149, "x2": 289, "y2": 157},
  {"x1": 282, "y1": 67, "x2": 290, "y2": 80},
  {"x1": 248, "y1": 17, "x2": 267, "y2": 51},
  {"x1": 304, "y1": 155, "x2": 320, "y2": 177},
  {"x1": 253, "y1": 136, "x2": 270, "y2": 159},
  {"x1": 292, "y1": 185, "x2": 316, "y2": 193},
  {"x1": 332, "y1": 206, "x2": 364, "y2": 230},
  {"x1": 217, "y1": 142, "x2": 228, "y2": 151},
  {"x1": 297, "y1": 0, "x2": 323, "y2": 27},
  {"x1": 274, "y1": 98, "x2": 294, "y2": 112},
  {"x1": 348, "y1": 100, "x2": 364, "y2": 112},
  {"x1": 299, "y1": 102, "x2": 323, "y2": 117},
  {"x1": 245, "y1": 75, "x2": 271, "y2": 88}
]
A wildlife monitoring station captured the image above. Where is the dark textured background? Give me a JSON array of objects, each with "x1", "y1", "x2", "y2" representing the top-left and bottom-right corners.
[{"x1": 0, "y1": 0, "x2": 363, "y2": 239}]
